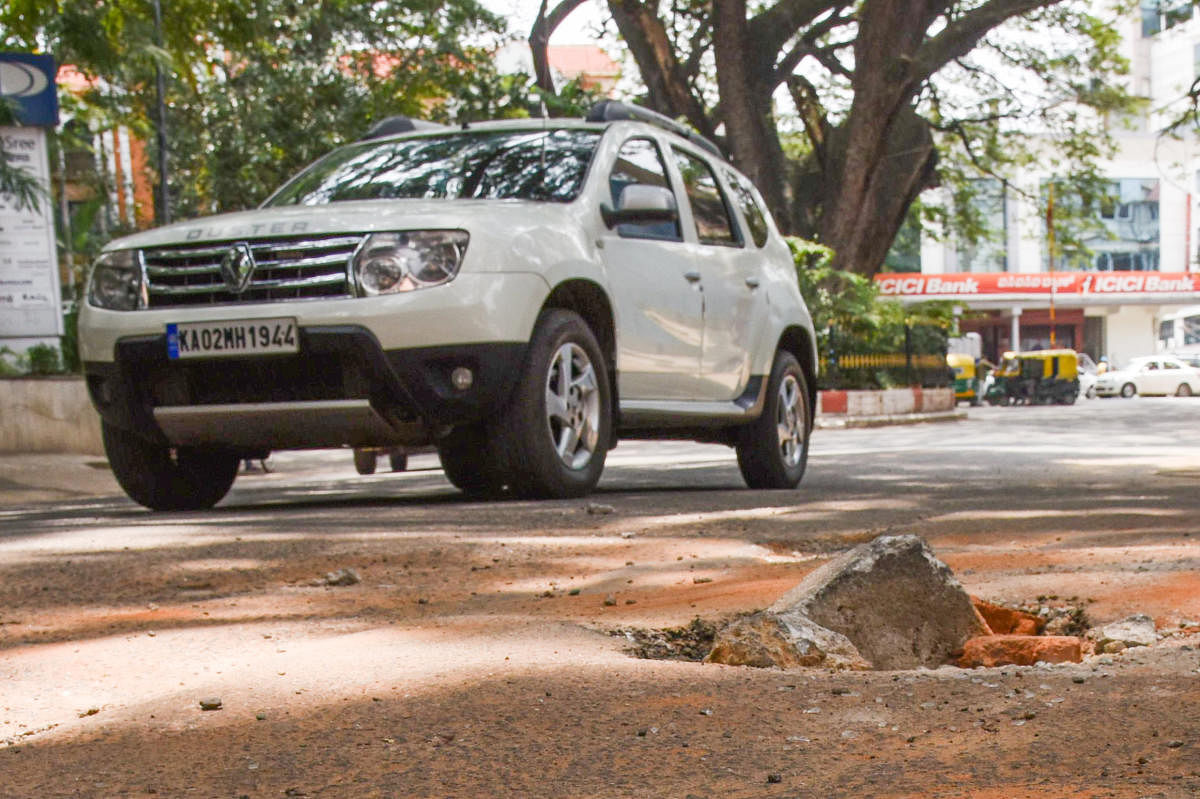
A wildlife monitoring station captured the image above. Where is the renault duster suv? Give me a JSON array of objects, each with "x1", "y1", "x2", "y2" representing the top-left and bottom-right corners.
[{"x1": 79, "y1": 102, "x2": 818, "y2": 510}]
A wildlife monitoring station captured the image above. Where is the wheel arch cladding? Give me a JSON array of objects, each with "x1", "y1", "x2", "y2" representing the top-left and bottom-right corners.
[
  {"x1": 541, "y1": 279, "x2": 616, "y2": 371},
  {"x1": 777, "y1": 325, "x2": 818, "y2": 420}
]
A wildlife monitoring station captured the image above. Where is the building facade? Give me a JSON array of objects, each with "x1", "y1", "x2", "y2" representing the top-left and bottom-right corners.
[{"x1": 876, "y1": 5, "x2": 1200, "y2": 368}]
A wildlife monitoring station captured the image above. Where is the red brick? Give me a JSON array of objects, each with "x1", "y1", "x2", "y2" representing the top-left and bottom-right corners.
[
  {"x1": 958, "y1": 635, "x2": 1082, "y2": 668},
  {"x1": 971, "y1": 597, "x2": 1045, "y2": 636}
]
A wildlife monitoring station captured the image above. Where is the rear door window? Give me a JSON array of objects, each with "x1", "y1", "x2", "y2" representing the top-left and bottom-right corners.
[
  {"x1": 671, "y1": 148, "x2": 740, "y2": 246},
  {"x1": 725, "y1": 169, "x2": 770, "y2": 248}
]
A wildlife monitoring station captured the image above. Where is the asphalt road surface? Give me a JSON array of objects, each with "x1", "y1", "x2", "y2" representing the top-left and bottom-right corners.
[{"x1": 3, "y1": 397, "x2": 1200, "y2": 798}]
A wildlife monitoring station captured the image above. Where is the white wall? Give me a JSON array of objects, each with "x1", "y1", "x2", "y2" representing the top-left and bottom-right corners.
[{"x1": 1105, "y1": 305, "x2": 1160, "y2": 367}]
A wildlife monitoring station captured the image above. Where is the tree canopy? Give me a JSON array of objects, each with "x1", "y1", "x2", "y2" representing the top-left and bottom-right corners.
[
  {"x1": 534, "y1": 0, "x2": 1138, "y2": 276},
  {"x1": 0, "y1": 0, "x2": 528, "y2": 220}
]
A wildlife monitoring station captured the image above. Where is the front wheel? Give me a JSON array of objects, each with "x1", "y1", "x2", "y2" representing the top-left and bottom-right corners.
[
  {"x1": 736, "y1": 351, "x2": 811, "y2": 490},
  {"x1": 1120, "y1": 382, "x2": 1137, "y2": 399},
  {"x1": 492, "y1": 309, "x2": 611, "y2": 499},
  {"x1": 1176, "y1": 383, "x2": 1193, "y2": 397},
  {"x1": 437, "y1": 424, "x2": 507, "y2": 496},
  {"x1": 102, "y1": 421, "x2": 239, "y2": 511}
]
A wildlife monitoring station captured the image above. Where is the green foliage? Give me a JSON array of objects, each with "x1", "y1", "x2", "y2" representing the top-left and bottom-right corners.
[
  {"x1": 0, "y1": 97, "x2": 47, "y2": 212},
  {"x1": 926, "y1": 2, "x2": 1144, "y2": 262},
  {"x1": 0, "y1": 347, "x2": 21, "y2": 377},
  {"x1": 2, "y1": 0, "x2": 513, "y2": 219},
  {"x1": 789, "y1": 237, "x2": 954, "y2": 389},
  {"x1": 161, "y1": 1, "x2": 511, "y2": 216},
  {"x1": 25, "y1": 343, "x2": 64, "y2": 376},
  {"x1": 0, "y1": 342, "x2": 71, "y2": 376},
  {"x1": 60, "y1": 304, "x2": 81, "y2": 373}
]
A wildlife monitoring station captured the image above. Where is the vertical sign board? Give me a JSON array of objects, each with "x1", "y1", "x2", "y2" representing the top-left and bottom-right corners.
[
  {"x1": 0, "y1": 53, "x2": 62, "y2": 340},
  {"x1": 0, "y1": 127, "x2": 61, "y2": 337}
]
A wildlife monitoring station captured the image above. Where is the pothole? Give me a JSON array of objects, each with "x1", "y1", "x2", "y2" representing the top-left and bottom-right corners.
[
  {"x1": 611, "y1": 617, "x2": 722, "y2": 661},
  {"x1": 615, "y1": 597, "x2": 1094, "y2": 667}
]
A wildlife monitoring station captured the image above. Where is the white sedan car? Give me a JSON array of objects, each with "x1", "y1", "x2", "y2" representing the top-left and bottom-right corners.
[{"x1": 1094, "y1": 356, "x2": 1200, "y2": 398}]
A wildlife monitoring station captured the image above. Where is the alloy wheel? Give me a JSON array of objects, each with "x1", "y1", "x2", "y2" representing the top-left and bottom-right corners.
[
  {"x1": 776, "y1": 373, "x2": 805, "y2": 467},
  {"x1": 545, "y1": 342, "x2": 601, "y2": 470}
]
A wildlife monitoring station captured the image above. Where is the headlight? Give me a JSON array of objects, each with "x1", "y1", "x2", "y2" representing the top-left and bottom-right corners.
[
  {"x1": 87, "y1": 250, "x2": 144, "y2": 311},
  {"x1": 352, "y1": 230, "x2": 469, "y2": 296}
]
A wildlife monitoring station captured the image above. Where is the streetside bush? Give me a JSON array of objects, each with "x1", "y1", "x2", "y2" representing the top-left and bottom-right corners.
[{"x1": 788, "y1": 237, "x2": 955, "y2": 390}]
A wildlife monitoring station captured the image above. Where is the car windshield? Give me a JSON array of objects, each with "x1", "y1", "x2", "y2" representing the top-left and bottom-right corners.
[{"x1": 264, "y1": 128, "x2": 601, "y2": 207}]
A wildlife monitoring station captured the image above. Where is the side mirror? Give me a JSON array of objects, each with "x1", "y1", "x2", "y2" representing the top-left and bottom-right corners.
[{"x1": 600, "y1": 184, "x2": 679, "y2": 229}]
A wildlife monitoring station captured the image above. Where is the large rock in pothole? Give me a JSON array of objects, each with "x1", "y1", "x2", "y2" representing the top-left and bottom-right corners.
[{"x1": 708, "y1": 534, "x2": 987, "y2": 670}]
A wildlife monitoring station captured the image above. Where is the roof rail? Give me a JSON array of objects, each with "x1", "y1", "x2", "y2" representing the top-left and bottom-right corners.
[
  {"x1": 585, "y1": 100, "x2": 723, "y2": 159},
  {"x1": 361, "y1": 116, "x2": 450, "y2": 140}
]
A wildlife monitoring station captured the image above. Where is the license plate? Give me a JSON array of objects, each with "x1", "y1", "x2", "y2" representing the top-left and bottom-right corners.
[{"x1": 167, "y1": 318, "x2": 298, "y2": 359}]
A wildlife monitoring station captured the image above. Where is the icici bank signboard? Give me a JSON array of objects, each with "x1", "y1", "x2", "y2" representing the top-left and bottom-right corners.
[{"x1": 875, "y1": 272, "x2": 1199, "y2": 298}]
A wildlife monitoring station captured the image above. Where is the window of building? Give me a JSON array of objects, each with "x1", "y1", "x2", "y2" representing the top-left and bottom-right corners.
[
  {"x1": 954, "y1": 178, "x2": 1008, "y2": 273},
  {"x1": 1043, "y1": 177, "x2": 1159, "y2": 271}
]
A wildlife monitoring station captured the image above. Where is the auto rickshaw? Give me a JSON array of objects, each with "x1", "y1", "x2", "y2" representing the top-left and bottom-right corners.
[
  {"x1": 984, "y1": 351, "x2": 1019, "y2": 405},
  {"x1": 948, "y1": 352, "x2": 984, "y2": 406},
  {"x1": 986, "y1": 349, "x2": 1079, "y2": 405}
]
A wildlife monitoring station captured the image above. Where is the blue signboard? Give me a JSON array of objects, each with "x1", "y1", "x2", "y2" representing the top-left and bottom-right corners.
[{"x1": 0, "y1": 53, "x2": 58, "y2": 127}]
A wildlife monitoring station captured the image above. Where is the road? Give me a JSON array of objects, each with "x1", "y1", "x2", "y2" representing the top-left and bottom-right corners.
[{"x1": 3, "y1": 397, "x2": 1200, "y2": 797}]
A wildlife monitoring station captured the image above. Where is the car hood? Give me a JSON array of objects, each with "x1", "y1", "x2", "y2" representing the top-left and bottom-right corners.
[{"x1": 100, "y1": 198, "x2": 579, "y2": 251}]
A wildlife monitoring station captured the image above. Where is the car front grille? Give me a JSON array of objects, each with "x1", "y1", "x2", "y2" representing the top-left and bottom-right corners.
[{"x1": 142, "y1": 235, "x2": 361, "y2": 308}]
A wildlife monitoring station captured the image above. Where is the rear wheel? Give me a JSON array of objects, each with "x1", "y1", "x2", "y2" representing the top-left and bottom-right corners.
[
  {"x1": 353, "y1": 448, "x2": 377, "y2": 475},
  {"x1": 388, "y1": 450, "x2": 409, "y2": 472},
  {"x1": 1120, "y1": 382, "x2": 1137, "y2": 398},
  {"x1": 1177, "y1": 383, "x2": 1193, "y2": 397},
  {"x1": 736, "y1": 351, "x2": 811, "y2": 490},
  {"x1": 492, "y1": 309, "x2": 611, "y2": 498},
  {"x1": 102, "y1": 421, "x2": 239, "y2": 511}
]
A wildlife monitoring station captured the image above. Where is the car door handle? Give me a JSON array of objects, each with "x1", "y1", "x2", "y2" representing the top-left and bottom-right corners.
[
  {"x1": 745, "y1": 277, "x2": 760, "y2": 289},
  {"x1": 684, "y1": 270, "x2": 702, "y2": 283}
]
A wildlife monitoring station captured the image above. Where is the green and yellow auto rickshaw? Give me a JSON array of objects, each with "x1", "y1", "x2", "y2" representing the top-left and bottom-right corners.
[
  {"x1": 948, "y1": 352, "x2": 984, "y2": 406},
  {"x1": 986, "y1": 349, "x2": 1079, "y2": 406}
]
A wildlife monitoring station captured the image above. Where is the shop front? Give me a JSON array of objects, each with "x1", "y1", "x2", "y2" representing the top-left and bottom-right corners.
[{"x1": 874, "y1": 271, "x2": 1200, "y2": 367}]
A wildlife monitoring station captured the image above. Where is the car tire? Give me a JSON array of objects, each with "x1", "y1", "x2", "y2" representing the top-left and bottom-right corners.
[
  {"x1": 1086, "y1": 386, "x2": 1097, "y2": 399},
  {"x1": 353, "y1": 448, "x2": 377, "y2": 475},
  {"x1": 492, "y1": 309, "x2": 611, "y2": 499},
  {"x1": 1120, "y1": 382, "x2": 1137, "y2": 398},
  {"x1": 437, "y1": 424, "x2": 508, "y2": 496},
  {"x1": 736, "y1": 350, "x2": 811, "y2": 490},
  {"x1": 1176, "y1": 384, "x2": 1193, "y2": 397},
  {"x1": 102, "y1": 421, "x2": 239, "y2": 511},
  {"x1": 388, "y1": 450, "x2": 409, "y2": 472}
]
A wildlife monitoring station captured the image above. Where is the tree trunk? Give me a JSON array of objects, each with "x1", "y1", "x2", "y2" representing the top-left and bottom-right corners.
[
  {"x1": 817, "y1": 0, "x2": 944, "y2": 274},
  {"x1": 713, "y1": 0, "x2": 791, "y2": 224},
  {"x1": 529, "y1": 0, "x2": 590, "y2": 94},
  {"x1": 607, "y1": 0, "x2": 713, "y2": 137}
]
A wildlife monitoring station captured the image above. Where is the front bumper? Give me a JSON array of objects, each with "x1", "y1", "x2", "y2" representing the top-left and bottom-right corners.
[{"x1": 84, "y1": 326, "x2": 526, "y2": 450}]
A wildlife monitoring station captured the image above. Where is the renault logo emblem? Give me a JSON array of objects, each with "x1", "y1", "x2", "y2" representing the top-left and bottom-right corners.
[{"x1": 220, "y1": 242, "x2": 256, "y2": 293}]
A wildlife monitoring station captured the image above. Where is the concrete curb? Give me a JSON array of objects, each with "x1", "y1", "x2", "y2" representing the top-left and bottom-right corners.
[
  {"x1": 816, "y1": 409, "x2": 967, "y2": 429},
  {"x1": 0, "y1": 377, "x2": 104, "y2": 455}
]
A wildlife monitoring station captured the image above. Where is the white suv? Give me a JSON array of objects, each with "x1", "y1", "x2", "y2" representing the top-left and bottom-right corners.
[{"x1": 79, "y1": 101, "x2": 818, "y2": 510}]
